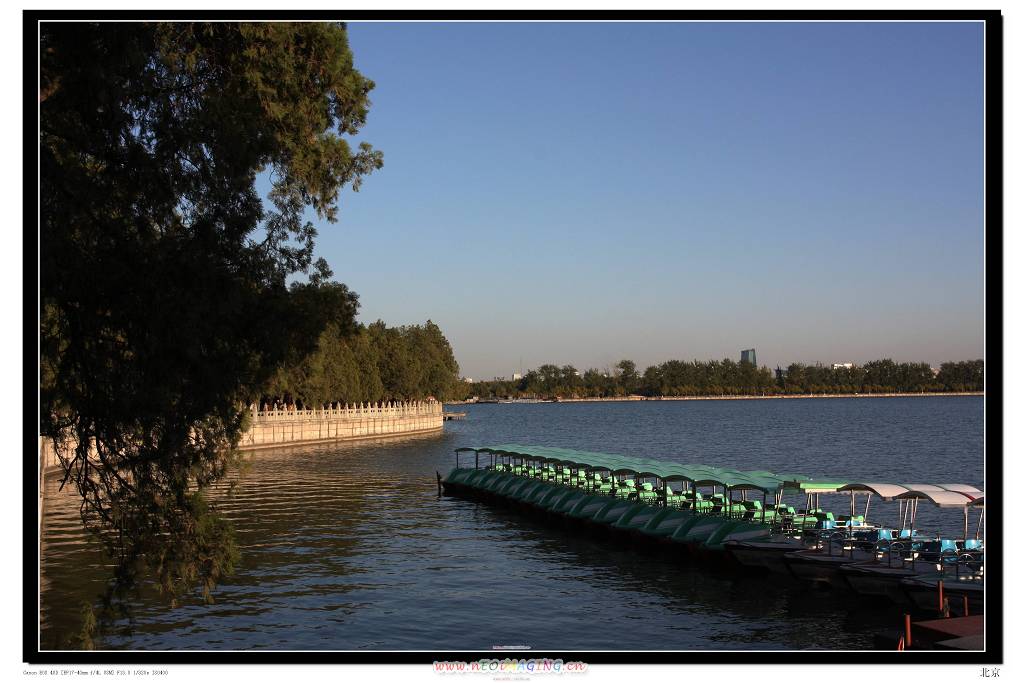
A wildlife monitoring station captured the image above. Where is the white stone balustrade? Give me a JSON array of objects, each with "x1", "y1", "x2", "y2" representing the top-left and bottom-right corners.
[
  {"x1": 251, "y1": 400, "x2": 442, "y2": 423},
  {"x1": 241, "y1": 399, "x2": 444, "y2": 449}
]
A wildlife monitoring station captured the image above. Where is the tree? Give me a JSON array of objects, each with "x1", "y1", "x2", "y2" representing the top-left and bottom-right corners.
[
  {"x1": 415, "y1": 320, "x2": 461, "y2": 400},
  {"x1": 783, "y1": 363, "x2": 807, "y2": 392},
  {"x1": 556, "y1": 365, "x2": 579, "y2": 397},
  {"x1": 615, "y1": 359, "x2": 639, "y2": 395},
  {"x1": 40, "y1": 21, "x2": 382, "y2": 632},
  {"x1": 937, "y1": 360, "x2": 984, "y2": 392}
]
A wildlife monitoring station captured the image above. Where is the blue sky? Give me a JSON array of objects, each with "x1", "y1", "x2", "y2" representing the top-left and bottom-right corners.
[{"x1": 296, "y1": 21, "x2": 984, "y2": 379}]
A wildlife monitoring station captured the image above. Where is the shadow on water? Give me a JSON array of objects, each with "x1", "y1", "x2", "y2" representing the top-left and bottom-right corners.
[{"x1": 443, "y1": 496, "x2": 908, "y2": 651}]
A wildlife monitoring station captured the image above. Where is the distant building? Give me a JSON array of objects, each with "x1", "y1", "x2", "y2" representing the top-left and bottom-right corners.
[
  {"x1": 512, "y1": 372, "x2": 523, "y2": 381},
  {"x1": 831, "y1": 363, "x2": 854, "y2": 371},
  {"x1": 462, "y1": 377, "x2": 474, "y2": 384},
  {"x1": 775, "y1": 366, "x2": 786, "y2": 382},
  {"x1": 740, "y1": 349, "x2": 757, "y2": 366}
]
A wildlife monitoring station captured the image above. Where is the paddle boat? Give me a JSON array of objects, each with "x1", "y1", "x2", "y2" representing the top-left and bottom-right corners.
[
  {"x1": 837, "y1": 485, "x2": 983, "y2": 602},
  {"x1": 900, "y1": 547, "x2": 984, "y2": 617}
]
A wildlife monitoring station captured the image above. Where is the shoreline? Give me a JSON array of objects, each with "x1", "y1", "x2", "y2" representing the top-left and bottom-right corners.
[{"x1": 450, "y1": 392, "x2": 983, "y2": 405}]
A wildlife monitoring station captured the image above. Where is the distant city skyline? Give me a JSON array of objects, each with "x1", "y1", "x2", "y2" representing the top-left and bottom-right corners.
[{"x1": 296, "y1": 22, "x2": 984, "y2": 380}]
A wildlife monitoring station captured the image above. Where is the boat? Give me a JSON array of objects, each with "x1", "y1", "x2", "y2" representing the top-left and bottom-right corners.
[
  {"x1": 837, "y1": 487, "x2": 984, "y2": 602},
  {"x1": 724, "y1": 536, "x2": 810, "y2": 574},
  {"x1": 900, "y1": 561, "x2": 984, "y2": 617},
  {"x1": 783, "y1": 535, "x2": 878, "y2": 588}
]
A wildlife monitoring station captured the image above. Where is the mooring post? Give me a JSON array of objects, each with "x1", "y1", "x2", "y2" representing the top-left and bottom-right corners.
[
  {"x1": 904, "y1": 614, "x2": 912, "y2": 649},
  {"x1": 436, "y1": 471, "x2": 443, "y2": 496}
]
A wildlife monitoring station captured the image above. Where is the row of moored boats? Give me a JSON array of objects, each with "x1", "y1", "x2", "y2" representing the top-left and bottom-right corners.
[{"x1": 441, "y1": 444, "x2": 985, "y2": 616}]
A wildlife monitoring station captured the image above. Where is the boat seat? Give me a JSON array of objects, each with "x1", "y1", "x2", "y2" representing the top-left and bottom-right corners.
[
  {"x1": 922, "y1": 539, "x2": 958, "y2": 553},
  {"x1": 872, "y1": 528, "x2": 894, "y2": 542},
  {"x1": 745, "y1": 509, "x2": 777, "y2": 522}
]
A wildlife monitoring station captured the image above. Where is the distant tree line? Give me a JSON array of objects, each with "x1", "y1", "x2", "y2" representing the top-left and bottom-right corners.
[{"x1": 460, "y1": 358, "x2": 984, "y2": 400}]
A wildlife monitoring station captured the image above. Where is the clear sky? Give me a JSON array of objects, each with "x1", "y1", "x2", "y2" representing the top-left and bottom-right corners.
[{"x1": 302, "y1": 21, "x2": 984, "y2": 379}]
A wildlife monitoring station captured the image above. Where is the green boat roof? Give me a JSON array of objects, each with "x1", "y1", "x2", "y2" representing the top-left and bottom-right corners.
[{"x1": 468, "y1": 443, "x2": 838, "y2": 493}]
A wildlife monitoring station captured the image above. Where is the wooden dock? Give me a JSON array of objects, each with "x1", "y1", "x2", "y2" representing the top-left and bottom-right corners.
[
  {"x1": 878, "y1": 614, "x2": 985, "y2": 650},
  {"x1": 912, "y1": 615, "x2": 984, "y2": 650}
]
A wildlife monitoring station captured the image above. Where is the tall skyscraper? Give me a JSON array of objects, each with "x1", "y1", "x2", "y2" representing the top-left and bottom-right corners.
[{"x1": 740, "y1": 349, "x2": 757, "y2": 366}]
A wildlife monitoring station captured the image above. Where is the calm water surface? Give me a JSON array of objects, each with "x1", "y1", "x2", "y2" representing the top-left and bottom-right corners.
[{"x1": 39, "y1": 396, "x2": 984, "y2": 650}]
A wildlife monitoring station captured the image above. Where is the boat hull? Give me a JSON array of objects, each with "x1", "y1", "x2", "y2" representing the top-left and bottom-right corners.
[
  {"x1": 725, "y1": 539, "x2": 806, "y2": 575},
  {"x1": 900, "y1": 575, "x2": 984, "y2": 616},
  {"x1": 783, "y1": 549, "x2": 873, "y2": 588},
  {"x1": 838, "y1": 564, "x2": 915, "y2": 604}
]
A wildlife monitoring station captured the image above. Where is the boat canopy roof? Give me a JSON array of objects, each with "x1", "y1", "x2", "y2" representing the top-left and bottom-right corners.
[
  {"x1": 935, "y1": 484, "x2": 984, "y2": 498},
  {"x1": 792, "y1": 481, "x2": 849, "y2": 493},
  {"x1": 837, "y1": 483, "x2": 911, "y2": 500},
  {"x1": 969, "y1": 496, "x2": 985, "y2": 507},
  {"x1": 465, "y1": 444, "x2": 839, "y2": 493},
  {"x1": 468, "y1": 444, "x2": 984, "y2": 500},
  {"x1": 895, "y1": 489, "x2": 975, "y2": 508},
  {"x1": 899, "y1": 484, "x2": 947, "y2": 492}
]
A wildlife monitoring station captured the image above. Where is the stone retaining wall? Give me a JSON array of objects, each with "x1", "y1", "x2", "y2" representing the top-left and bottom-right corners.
[{"x1": 39, "y1": 401, "x2": 445, "y2": 473}]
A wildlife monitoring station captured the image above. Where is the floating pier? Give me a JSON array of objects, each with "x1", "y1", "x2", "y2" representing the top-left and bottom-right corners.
[{"x1": 442, "y1": 444, "x2": 985, "y2": 648}]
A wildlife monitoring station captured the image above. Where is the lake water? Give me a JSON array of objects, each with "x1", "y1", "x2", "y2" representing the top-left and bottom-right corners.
[{"x1": 39, "y1": 396, "x2": 985, "y2": 651}]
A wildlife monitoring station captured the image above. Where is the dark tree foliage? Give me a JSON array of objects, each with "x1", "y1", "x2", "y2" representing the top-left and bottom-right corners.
[
  {"x1": 936, "y1": 360, "x2": 985, "y2": 392},
  {"x1": 265, "y1": 319, "x2": 461, "y2": 405},
  {"x1": 463, "y1": 358, "x2": 983, "y2": 399},
  {"x1": 40, "y1": 21, "x2": 381, "y2": 633}
]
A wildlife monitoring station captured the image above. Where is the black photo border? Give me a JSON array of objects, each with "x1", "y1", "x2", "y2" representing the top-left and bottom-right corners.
[{"x1": 24, "y1": 6, "x2": 1004, "y2": 667}]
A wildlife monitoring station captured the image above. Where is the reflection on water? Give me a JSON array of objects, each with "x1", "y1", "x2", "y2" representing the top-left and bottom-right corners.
[{"x1": 39, "y1": 396, "x2": 983, "y2": 650}]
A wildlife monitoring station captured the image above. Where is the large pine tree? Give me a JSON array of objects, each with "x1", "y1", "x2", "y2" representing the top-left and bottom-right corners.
[{"x1": 40, "y1": 22, "x2": 382, "y2": 622}]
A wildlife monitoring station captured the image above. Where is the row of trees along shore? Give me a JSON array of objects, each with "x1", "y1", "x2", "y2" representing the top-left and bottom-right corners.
[
  {"x1": 262, "y1": 305, "x2": 461, "y2": 408},
  {"x1": 460, "y1": 358, "x2": 984, "y2": 400}
]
